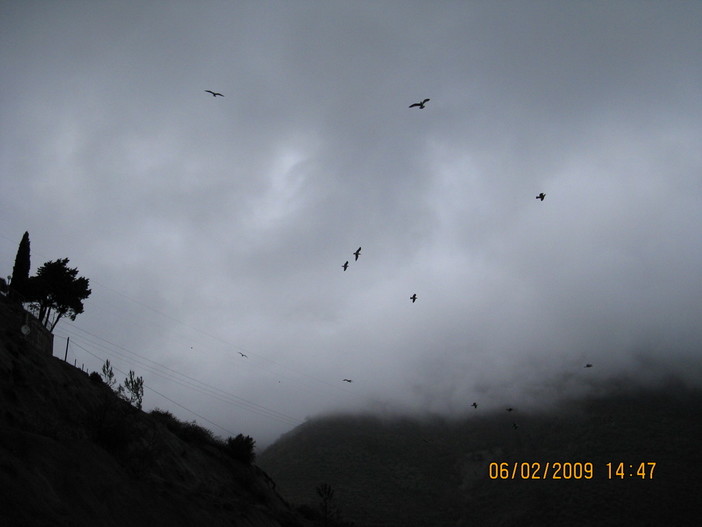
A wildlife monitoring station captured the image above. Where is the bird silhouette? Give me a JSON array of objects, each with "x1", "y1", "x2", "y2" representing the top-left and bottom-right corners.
[
  {"x1": 353, "y1": 247, "x2": 362, "y2": 261},
  {"x1": 585, "y1": 363, "x2": 593, "y2": 368},
  {"x1": 238, "y1": 352, "x2": 248, "y2": 358},
  {"x1": 410, "y1": 293, "x2": 417, "y2": 303},
  {"x1": 342, "y1": 261, "x2": 349, "y2": 271},
  {"x1": 471, "y1": 402, "x2": 478, "y2": 409},
  {"x1": 409, "y1": 98, "x2": 430, "y2": 109},
  {"x1": 205, "y1": 90, "x2": 224, "y2": 97},
  {"x1": 536, "y1": 193, "x2": 546, "y2": 201},
  {"x1": 342, "y1": 378, "x2": 353, "y2": 383},
  {"x1": 506, "y1": 407, "x2": 514, "y2": 412},
  {"x1": 513, "y1": 422, "x2": 519, "y2": 430}
]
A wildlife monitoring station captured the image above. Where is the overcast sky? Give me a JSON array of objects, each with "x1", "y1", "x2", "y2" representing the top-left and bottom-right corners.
[{"x1": 2, "y1": 1, "x2": 701, "y2": 447}]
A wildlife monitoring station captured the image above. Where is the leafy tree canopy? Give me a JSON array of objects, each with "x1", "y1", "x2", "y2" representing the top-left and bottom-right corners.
[{"x1": 27, "y1": 258, "x2": 91, "y2": 332}]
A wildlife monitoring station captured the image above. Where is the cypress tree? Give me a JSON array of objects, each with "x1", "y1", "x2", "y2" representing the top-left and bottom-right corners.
[{"x1": 10, "y1": 231, "x2": 30, "y2": 301}]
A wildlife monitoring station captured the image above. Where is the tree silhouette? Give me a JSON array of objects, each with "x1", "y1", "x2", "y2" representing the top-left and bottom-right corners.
[
  {"x1": 26, "y1": 258, "x2": 91, "y2": 331},
  {"x1": 314, "y1": 483, "x2": 354, "y2": 527},
  {"x1": 101, "y1": 359, "x2": 117, "y2": 388},
  {"x1": 10, "y1": 231, "x2": 31, "y2": 302},
  {"x1": 316, "y1": 483, "x2": 335, "y2": 527},
  {"x1": 226, "y1": 434, "x2": 256, "y2": 464},
  {"x1": 117, "y1": 370, "x2": 144, "y2": 410}
]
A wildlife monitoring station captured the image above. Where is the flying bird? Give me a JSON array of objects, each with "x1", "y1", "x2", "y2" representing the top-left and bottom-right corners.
[
  {"x1": 410, "y1": 293, "x2": 417, "y2": 303},
  {"x1": 409, "y1": 98, "x2": 430, "y2": 109},
  {"x1": 471, "y1": 402, "x2": 478, "y2": 409},
  {"x1": 238, "y1": 352, "x2": 248, "y2": 358},
  {"x1": 342, "y1": 261, "x2": 349, "y2": 271},
  {"x1": 536, "y1": 193, "x2": 546, "y2": 201},
  {"x1": 585, "y1": 363, "x2": 593, "y2": 368},
  {"x1": 506, "y1": 407, "x2": 514, "y2": 412},
  {"x1": 205, "y1": 90, "x2": 224, "y2": 97},
  {"x1": 353, "y1": 247, "x2": 362, "y2": 261},
  {"x1": 342, "y1": 379, "x2": 353, "y2": 383},
  {"x1": 512, "y1": 422, "x2": 519, "y2": 430}
]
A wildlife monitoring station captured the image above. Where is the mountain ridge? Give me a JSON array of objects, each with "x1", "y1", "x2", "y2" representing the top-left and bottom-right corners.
[{"x1": 260, "y1": 377, "x2": 702, "y2": 526}]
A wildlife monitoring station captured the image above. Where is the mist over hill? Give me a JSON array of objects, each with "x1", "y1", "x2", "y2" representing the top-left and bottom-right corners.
[
  {"x1": 3, "y1": 273, "x2": 702, "y2": 526},
  {"x1": 260, "y1": 379, "x2": 702, "y2": 526}
]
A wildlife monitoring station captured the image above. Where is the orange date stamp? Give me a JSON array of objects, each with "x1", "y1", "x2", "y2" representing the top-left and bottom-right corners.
[{"x1": 488, "y1": 462, "x2": 656, "y2": 480}]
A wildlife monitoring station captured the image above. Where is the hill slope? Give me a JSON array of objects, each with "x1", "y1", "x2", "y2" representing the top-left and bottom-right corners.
[
  {"x1": 0, "y1": 298, "x2": 309, "y2": 527},
  {"x1": 260, "y1": 381, "x2": 702, "y2": 526}
]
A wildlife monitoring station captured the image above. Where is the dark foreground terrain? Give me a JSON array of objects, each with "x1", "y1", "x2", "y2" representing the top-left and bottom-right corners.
[
  {"x1": 0, "y1": 298, "x2": 309, "y2": 527},
  {"x1": 260, "y1": 378, "x2": 702, "y2": 526},
  {"x1": 3, "y1": 292, "x2": 701, "y2": 526}
]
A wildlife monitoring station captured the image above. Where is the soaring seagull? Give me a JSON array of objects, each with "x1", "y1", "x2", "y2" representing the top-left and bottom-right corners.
[
  {"x1": 410, "y1": 293, "x2": 417, "y2": 303},
  {"x1": 238, "y1": 352, "x2": 248, "y2": 358},
  {"x1": 205, "y1": 90, "x2": 224, "y2": 97},
  {"x1": 536, "y1": 193, "x2": 546, "y2": 201},
  {"x1": 409, "y1": 98, "x2": 430, "y2": 109},
  {"x1": 342, "y1": 261, "x2": 349, "y2": 271},
  {"x1": 342, "y1": 378, "x2": 353, "y2": 383},
  {"x1": 353, "y1": 247, "x2": 362, "y2": 261},
  {"x1": 471, "y1": 402, "x2": 478, "y2": 409}
]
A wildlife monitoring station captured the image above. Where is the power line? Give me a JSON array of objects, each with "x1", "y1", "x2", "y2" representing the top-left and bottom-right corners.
[
  {"x1": 3, "y1": 228, "x2": 370, "y2": 422},
  {"x1": 2, "y1": 227, "x2": 350, "y2": 397},
  {"x1": 63, "y1": 330, "x2": 302, "y2": 426},
  {"x1": 66, "y1": 337, "x2": 303, "y2": 426},
  {"x1": 68, "y1": 339, "x2": 239, "y2": 437},
  {"x1": 57, "y1": 311, "x2": 364, "y2": 411}
]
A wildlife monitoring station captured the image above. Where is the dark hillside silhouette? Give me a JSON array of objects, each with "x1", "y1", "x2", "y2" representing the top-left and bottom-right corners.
[
  {"x1": 260, "y1": 382, "x2": 702, "y2": 526},
  {"x1": 0, "y1": 297, "x2": 311, "y2": 527}
]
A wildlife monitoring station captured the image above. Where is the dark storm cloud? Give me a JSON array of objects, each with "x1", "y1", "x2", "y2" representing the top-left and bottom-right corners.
[{"x1": 1, "y1": 1, "x2": 701, "y2": 446}]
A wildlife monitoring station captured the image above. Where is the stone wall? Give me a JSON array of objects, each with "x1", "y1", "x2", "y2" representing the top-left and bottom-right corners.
[{"x1": 0, "y1": 297, "x2": 54, "y2": 356}]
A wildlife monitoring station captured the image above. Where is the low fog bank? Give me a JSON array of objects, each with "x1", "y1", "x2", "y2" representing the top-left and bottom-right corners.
[{"x1": 281, "y1": 359, "x2": 702, "y2": 443}]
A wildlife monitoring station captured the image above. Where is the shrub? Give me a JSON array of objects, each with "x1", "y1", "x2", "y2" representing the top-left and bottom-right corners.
[
  {"x1": 178, "y1": 420, "x2": 216, "y2": 444},
  {"x1": 150, "y1": 408, "x2": 180, "y2": 427},
  {"x1": 225, "y1": 434, "x2": 256, "y2": 464},
  {"x1": 150, "y1": 409, "x2": 217, "y2": 445}
]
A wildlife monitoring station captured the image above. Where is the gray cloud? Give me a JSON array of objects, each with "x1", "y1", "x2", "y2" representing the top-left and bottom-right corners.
[{"x1": 2, "y1": 1, "x2": 701, "y2": 447}]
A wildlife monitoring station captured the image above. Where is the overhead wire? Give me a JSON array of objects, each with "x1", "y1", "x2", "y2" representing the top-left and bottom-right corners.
[
  {"x1": 2, "y1": 227, "x2": 369, "y2": 428},
  {"x1": 81, "y1": 274, "x2": 361, "y2": 395},
  {"x1": 54, "y1": 292, "x2": 368, "y2": 409},
  {"x1": 58, "y1": 327, "x2": 303, "y2": 427},
  {"x1": 64, "y1": 337, "x2": 238, "y2": 437},
  {"x1": 2, "y1": 228, "x2": 356, "y2": 398}
]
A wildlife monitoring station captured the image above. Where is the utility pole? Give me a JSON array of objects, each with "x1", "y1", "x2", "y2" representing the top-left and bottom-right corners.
[{"x1": 64, "y1": 336, "x2": 70, "y2": 362}]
